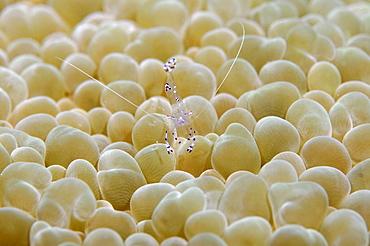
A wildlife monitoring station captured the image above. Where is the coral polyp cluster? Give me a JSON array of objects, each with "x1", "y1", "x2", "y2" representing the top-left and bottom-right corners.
[{"x1": 0, "y1": 0, "x2": 370, "y2": 245}]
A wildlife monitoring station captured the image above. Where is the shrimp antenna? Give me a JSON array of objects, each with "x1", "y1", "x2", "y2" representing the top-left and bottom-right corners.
[
  {"x1": 56, "y1": 57, "x2": 151, "y2": 115},
  {"x1": 213, "y1": 22, "x2": 245, "y2": 98},
  {"x1": 193, "y1": 21, "x2": 245, "y2": 121}
]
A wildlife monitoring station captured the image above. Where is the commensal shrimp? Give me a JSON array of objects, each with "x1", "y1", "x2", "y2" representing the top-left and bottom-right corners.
[
  {"x1": 57, "y1": 22, "x2": 245, "y2": 155},
  {"x1": 163, "y1": 57, "x2": 196, "y2": 154}
]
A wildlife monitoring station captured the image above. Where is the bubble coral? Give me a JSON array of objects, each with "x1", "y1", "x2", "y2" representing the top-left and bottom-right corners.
[
  {"x1": 84, "y1": 207, "x2": 136, "y2": 241},
  {"x1": 286, "y1": 99, "x2": 332, "y2": 145},
  {"x1": 0, "y1": 207, "x2": 35, "y2": 246},
  {"x1": 270, "y1": 224, "x2": 327, "y2": 246},
  {"x1": 268, "y1": 181, "x2": 328, "y2": 229},
  {"x1": 300, "y1": 136, "x2": 352, "y2": 174},
  {"x1": 45, "y1": 125, "x2": 99, "y2": 168},
  {"x1": 30, "y1": 220, "x2": 82, "y2": 246},
  {"x1": 218, "y1": 173, "x2": 270, "y2": 223},
  {"x1": 216, "y1": 58, "x2": 261, "y2": 98},
  {"x1": 319, "y1": 209, "x2": 369, "y2": 246},
  {"x1": 184, "y1": 209, "x2": 227, "y2": 240},
  {"x1": 237, "y1": 81, "x2": 301, "y2": 121},
  {"x1": 212, "y1": 123, "x2": 261, "y2": 178},
  {"x1": 254, "y1": 116, "x2": 300, "y2": 164},
  {"x1": 343, "y1": 123, "x2": 370, "y2": 164},
  {"x1": 125, "y1": 26, "x2": 183, "y2": 62},
  {"x1": 151, "y1": 187, "x2": 205, "y2": 238},
  {"x1": 347, "y1": 158, "x2": 370, "y2": 192},
  {"x1": 299, "y1": 166, "x2": 351, "y2": 208},
  {"x1": 36, "y1": 177, "x2": 95, "y2": 230},
  {"x1": 83, "y1": 228, "x2": 124, "y2": 246}
]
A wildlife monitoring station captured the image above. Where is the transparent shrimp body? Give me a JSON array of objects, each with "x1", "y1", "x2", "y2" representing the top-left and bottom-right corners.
[{"x1": 163, "y1": 58, "x2": 196, "y2": 154}]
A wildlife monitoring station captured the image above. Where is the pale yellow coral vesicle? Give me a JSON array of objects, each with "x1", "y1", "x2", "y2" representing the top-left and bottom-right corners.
[
  {"x1": 343, "y1": 123, "x2": 370, "y2": 164},
  {"x1": 125, "y1": 26, "x2": 183, "y2": 63},
  {"x1": 14, "y1": 113, "x2": 58, "y2": 141},
  {"x1": 0, "y1": 87, "x2": 11, "y2": 121},
  {"x1": 335, "y1": 91, "x2": 370, "y2": 127},
  {"x1": 30, "y1": 220, "x2": 82, "y2": 246},
  {"x1": 47, "y1": 164, "x2": 66, "y2": 181},
  {"x1": 200, "y1": 27, "x2": 237, "y2": 53},
  {"x1": 270, "y1": 224, "x2": 328, "y2": 246},
  {"x1": 175, "y1": 176, "x2": 225, "y2": 210},
  {"x1": 6, "y1": 37, "x2": 40, "y2": 60},
  {"x1": 87, "y1": 22, "x2": 130, "y2": 64},
  {"x1": 160, "y1": 170, "x2": 195, "y2": 186},
  {"x1": 286, "y1": 98, "x2": 332, "y2": 146},
  {"x1": 97, "y1": 168, "x2": 147, "y2": 211},
  {"x1": 101, "y1": 141, "x2": 137, "y2": 157},
  {"x1": 313, "y1": 21, "x2": 346, "y2": 48},
  {"x1": 73, "y1": 80, "x2": 103, "y2": 111},
  {"x1": 131, "y1": 183, "x2": 175, "y2": 222},
  {"x1": 36, "y1": 177, "x2": 96, "y2": 230},
  {"x1": 183, "y1": 95, "x2": 218, "y2": 136},
  {"x1": 218, "y1": 173, "x2": 270, "y2": 223},
  {"x1": 91, "y1": 133, "x2": 111, "y2": 152},
  {"x1": 86, "y1": 107, "x2": 111, "y2": 135},
  {"x1": 151, "y1": 187, "x2": 205, "y2": 238},
  {"x1": 194, "y1": 45, "x2": 227, "y2": 76},
  {"x1": 329, "y1": 103, "x2": 353, "y2": 142},
  {"x1": 132, "y1": 113, "x2": 169, "y2": 152},
  {"x1": 0, "y1": 127, "x2": 46, "y2": 159},
  {"x1": 0, "y1": 3, "x2": 31, "y2": 41},
  {"x1": 135, "y1": 143, "x2": 176, "y2": 183},
  {"x1": 0, "y1": 207, "x2": 35, "y2": 246},
  {"x1": 184, "y1": 209, "x2": 227, "y2": 240},
  {"x1": 347, "y1": 158, "x2": 370, "y2": 192},
  {"x1": 138, "y1": 58, "x2": 167, "y2": 98},
  {"x1": 65, "y1": 159, "x2": 100, "y2": 200},
  {"x1": 259, "y1": 59, "x2": 307, "y2": 94},
  {"x1": 216, "y1": 58, "x2": 261, "y2": 98},
  {"x1": 307, "y1": 61, "x2": 341, "y2": 96},
  {"x1": 83, "y1": 228, "x2": 124, "y2": 246},
  {"x1": 319, "y1": 209, "x2": 369, "y2": 246},
  {"x1": 45, "y1": 125, "x2": 99, "y2": 168},
  {"x1": 237, "y1": 81, "x2": 301, "y2": 121},
  {"x1": 10, "y1": 146, "x2": 44, "y2": 165},
  {"x1": 341, "y1": 190, "x2": 370, "y2": 230},
  {"x1": 124, "y1": 232, "x2": 159, "y2": 246},
  {"x1": 100, "y1": 80, "x2": 146, "y2": 115},
  {"x1": 176, "y1": 135, "x2": 213, "y2": 177},
  {"x1": 212, "y1": 123, "x2": 261, "y2": 178},
  {"x1": 0, "y1": 132, "x2": 17, "y2": 154},
  {"x1": 299, "y1": 166, "x2": 351, "y2": 208},
  {"x1": 171, "y1": 61, "x2": 217, "y2": 100},
  {"x1": 300, "y1": 136, "x2": 352, "y2": 174},
  {"x1": 0, "y1": 66, "x2": 28, "y2": 110},
  {"x1": 60, "y1": 52, "x2": 97, "y2": 94},
  {"x1": 268, "y1": 181, "x2": 329, "y2": 229},
  {"x1": 8, "y1": 53, "x2": 42, "y2": 74},
  {"x1": 254, "y1": 116, "x2": 300, "y2": 164},
  {"x1": 333, "y1": 47, "x2": 370, "y2": 84},
  {"x1": 258, "y1": 160, "x2": 298, "y2": 187},
  {"x1": 210, "y1": 93, "x2": 237, "y2": 119},
  {"x1": 137, "y1": 0, "x2": 188, "y2": 31},
  {"x1": 98, "y1": 52, "x2": 138, "y2": 84},
  {"x1": 303, "y1": 90, "x2": 335, "y2": 112},
  {"x1": 183, "y1": 11, "x2": 222, "y2": 48},
  {"x1": 56, "y1": 111, "x2": 91, "y2": 134},
  {"x1": 134, "y1": 96, "x2": 172, "y2": 122},
  {"x1": 334, "y1": 81, "x2": 370, "y2": 100},
  {"x1": 223, "y1": 216, "x2": 272, "y2": 246},
  {"x1": 49, "y1": 0, "x2": 103, "y2": 27},
  {"x1": 229, "y1": 35, "x2": 286, "y2": 72},
  {"x1": 84, "y1": 207, "x2": 137, "y2": 241}
]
